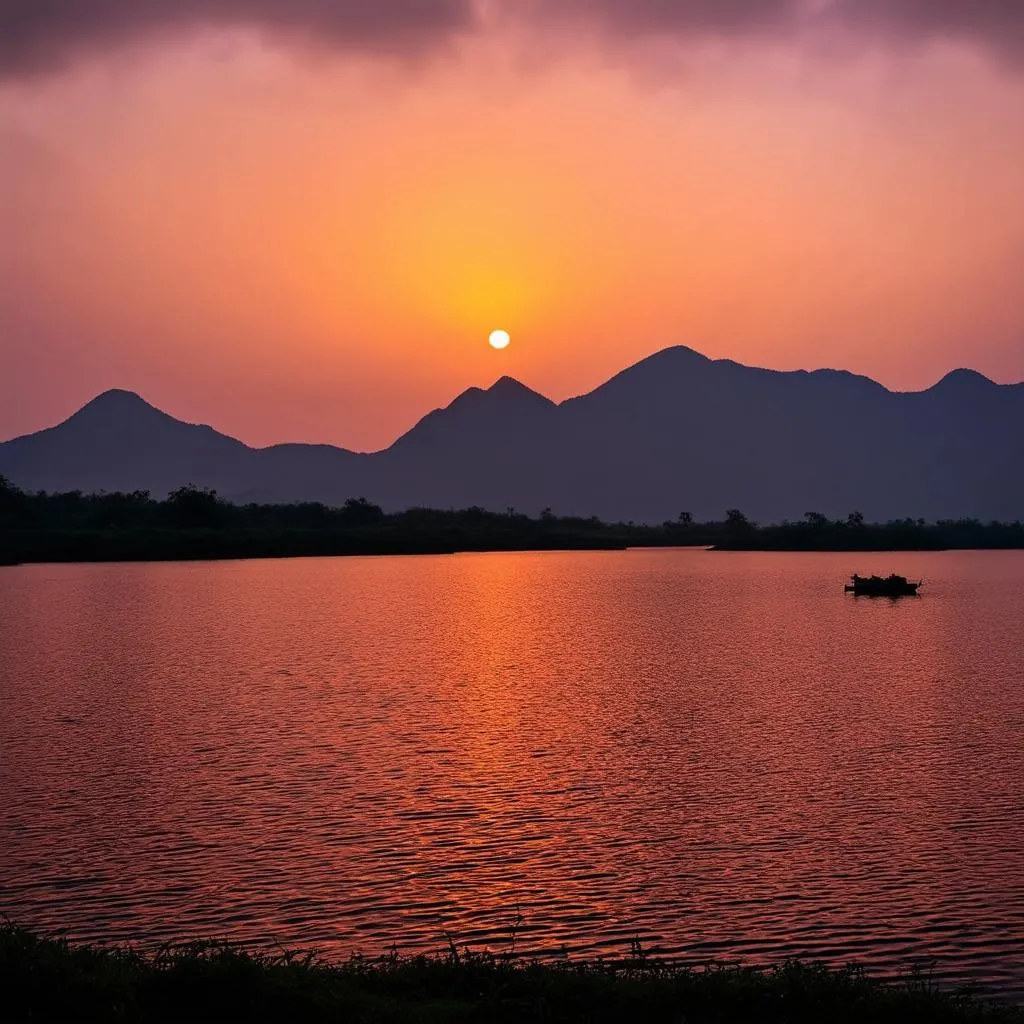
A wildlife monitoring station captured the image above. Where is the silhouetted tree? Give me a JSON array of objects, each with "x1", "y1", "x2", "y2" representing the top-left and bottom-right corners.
[
  {"x1": 678, "y1": 511, "x2": 693, "y2": 527},
  {"x1": 8, "y1": 485, "x2": 1024, "y2": 561},
  {"x1": 338, "y1": 497, "x2": 385, "y2": 527},
  {"x1": 88, "y1": 490, "x2": 153, "y2": 529},
  {"x1": 804, "y1": 511, "x2": 829, "y2": 528},
  {"x1": 0, "y1": 475, "x2": 30, "y2": 526},
  {"x1": 166, "y1": 485, "x2": 224, "y2": 528},
  {"x1": 847, "y1": 510, "x2": 865, "y2": 528},
  {"x1": 724, "y1": 509, "x2": 753, "y2": 535}
]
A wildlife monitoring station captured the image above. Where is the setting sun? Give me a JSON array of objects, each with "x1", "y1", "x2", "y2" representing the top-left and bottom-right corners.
[{"x1": 489, "y1": 330, "x2": 511, "y2": 350}]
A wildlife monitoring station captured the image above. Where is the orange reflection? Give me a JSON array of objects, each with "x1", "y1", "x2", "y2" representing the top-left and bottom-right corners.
[{"x1": 1, "y1": 551, "x2": 1022, "y2": 988}]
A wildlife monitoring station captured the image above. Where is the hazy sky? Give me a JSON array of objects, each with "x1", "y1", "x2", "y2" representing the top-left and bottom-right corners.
[{"x1": 3, "y1": 1, "x2": 1024, "y2": 450}]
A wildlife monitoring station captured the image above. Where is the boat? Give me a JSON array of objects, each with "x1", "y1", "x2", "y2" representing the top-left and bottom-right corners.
[{"x1": 845, "y1": 574, "x2": 922, "y2": 597}]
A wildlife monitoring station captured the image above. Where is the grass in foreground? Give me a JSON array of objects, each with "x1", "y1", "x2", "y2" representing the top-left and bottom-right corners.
[{"x1": 2, "y1": 924, "x2": 1021, "y2": 1023}]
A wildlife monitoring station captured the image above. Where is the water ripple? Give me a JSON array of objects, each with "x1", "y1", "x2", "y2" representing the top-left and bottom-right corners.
[{"x1": 0, "y1": 550, "x2": 1022, "y2": 999}]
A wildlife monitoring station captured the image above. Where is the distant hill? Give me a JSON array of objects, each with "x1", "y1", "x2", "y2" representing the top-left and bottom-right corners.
[
  {"x1": 2, "y1": 347, "x2": 1022, "y2": 522},
  {"x1": 0, "y1": 389, "x2": 257, "y2": 497}
]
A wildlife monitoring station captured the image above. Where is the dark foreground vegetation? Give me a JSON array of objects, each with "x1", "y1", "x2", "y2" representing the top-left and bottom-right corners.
[
  {"x1": 1, "y1": 477, "x2": 1022, "y2": 564},
  {"x1": 2, "y1": 924, "x2": 1020, "y2": 1024}
]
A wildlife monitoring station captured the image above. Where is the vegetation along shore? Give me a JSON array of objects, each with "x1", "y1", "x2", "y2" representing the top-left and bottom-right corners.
[
  {"x1": 2, "y1": 476, "x2": 1023, "y2": 564},
  {"x1": 2, "y1": 924, "x2": 1022, "y2": 1024}
]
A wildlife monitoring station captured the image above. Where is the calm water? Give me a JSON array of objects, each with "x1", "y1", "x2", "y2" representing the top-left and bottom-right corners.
[{"x1": 1, "y1": 551, "x2": 1023, "y2": 996}]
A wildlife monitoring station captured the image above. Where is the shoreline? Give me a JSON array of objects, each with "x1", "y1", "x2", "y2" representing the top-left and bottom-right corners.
[
  {"x1": 7, "y1": 539, "x2": 1024, "y2": 567},
  {"x1": 2, "y1": 924, "x2": 1020, "y2": 1022},
  {"x1": 3, "y1": 481, "x2": 1023, "y2": 563}
]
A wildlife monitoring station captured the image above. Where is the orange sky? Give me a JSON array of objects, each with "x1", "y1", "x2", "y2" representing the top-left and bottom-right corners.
[{"x1": 2, "y1": 8, "x2": 1024, "y2": 451}]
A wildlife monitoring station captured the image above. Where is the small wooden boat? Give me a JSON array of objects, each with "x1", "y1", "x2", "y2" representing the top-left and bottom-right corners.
[{"x1": 845, "y1": 574, "x2": 921, "y2": 597}]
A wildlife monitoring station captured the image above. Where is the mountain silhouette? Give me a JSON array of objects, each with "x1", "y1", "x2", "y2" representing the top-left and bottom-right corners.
[
  {"x1": 2, "y1": 347, "x2": 1022, "y2": 522},
  {"x1": 0, "y1": 389, "x2": 257, "y2": 497}
]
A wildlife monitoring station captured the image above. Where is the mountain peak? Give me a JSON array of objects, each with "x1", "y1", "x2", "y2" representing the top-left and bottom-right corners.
[
  {"x1": 489, "y1": 374, "x2": 527, "y2": 393},
  {"x1": 442, "y1": 377, "x2": 553, "y2": 412},
  {"x1": 645, "y1": 344, "x2": 713, "y2": 367},
  {"x1": 388, "y1": 376, "x2": 555, "y2": 452},
  {"x1": 89, "y1": 387, "x2": 149, "y2": 404},
  {"x1": 487, "y1": 376, "x2": 555, "y2": 405},
  {"x1": 928, "y1": 368, "x2": 996, "y2": 393},
  {"x1": 565, "y1": 344, "x2": 714, "y2": 406},
  {"x1": 611, "y1": 344, "x2": 716, "y2": 381},
  {"x1": 73, "y1": 389, "x2": 162, "y2": 419}
]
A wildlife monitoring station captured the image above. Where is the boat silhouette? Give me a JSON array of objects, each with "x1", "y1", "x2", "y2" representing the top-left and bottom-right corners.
[{"x1": 845, "y1": 574, "x2": 922, "y2": 597}]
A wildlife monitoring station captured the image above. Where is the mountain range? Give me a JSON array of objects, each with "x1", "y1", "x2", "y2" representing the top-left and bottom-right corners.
[{"x1": 2, "y1": 346, "x2": 1022, "y2": 523}]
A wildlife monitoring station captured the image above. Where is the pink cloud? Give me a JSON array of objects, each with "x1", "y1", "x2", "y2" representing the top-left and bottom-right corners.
[
  {"x1": 0, "y1": 0, "x2": 476, "y2": 75},
  {"x1": 6, "y1": 1, "x2": 1024, "y2": 80}
]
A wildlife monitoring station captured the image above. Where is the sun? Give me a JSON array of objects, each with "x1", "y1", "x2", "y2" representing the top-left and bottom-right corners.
[{"x1": 489, "y1": 329, "x2": 511, "y2": 350}]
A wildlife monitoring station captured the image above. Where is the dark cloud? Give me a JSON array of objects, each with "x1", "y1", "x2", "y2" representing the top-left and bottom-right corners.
[
  {"x1": 524, "y1": 0, "x2": 1024, "y2": 56},
  {"x1": 0, "y1": 0, "x2": 477, "y2": 76},
  {"x1": 519, "y1": 0, "x2": 802, "y2": 37},
  {"x1": 3, "y1": 0, "x2": 1024, "y2": 79},
  {"x1": 837, "y1": 1, "x2": 1024, "y2": 55}
]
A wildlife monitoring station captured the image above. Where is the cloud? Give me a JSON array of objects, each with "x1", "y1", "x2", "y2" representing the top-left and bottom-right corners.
[
  {"x1": 517, "y1": 0, "x2": 803, "y2": 38},
  {"x1": 837, "y1": 1, "x2": 1024, "y2": 56},
  {"x1": 0, "y1": 0, "x2": 478, "y2": 76},
  {"x1": 3, "y1": 0, "x2": 1024, "y2": 79},
  {"x1": 523, "y1": 0, "x2": 1024, "y2": 55}
]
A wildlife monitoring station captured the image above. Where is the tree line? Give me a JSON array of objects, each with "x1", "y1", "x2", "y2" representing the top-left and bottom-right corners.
[
  {"x1": 714, "y1": 509, "x2": 1024, "y2": 550},
  {"x1": 1, "y1": 476, "x2": 1022, "y2": 563}
]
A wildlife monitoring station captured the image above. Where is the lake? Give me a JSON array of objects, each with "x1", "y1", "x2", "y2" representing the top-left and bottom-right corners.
[{"x1": 1, "y1": 550, "x2": 1022, "y2": 997}]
